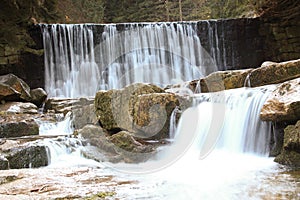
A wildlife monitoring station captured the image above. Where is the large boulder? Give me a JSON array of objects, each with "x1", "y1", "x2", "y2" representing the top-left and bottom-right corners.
[
  {"x1": 0, "y1": 74, "x2": 31, "y2": 102},
  {"x1": 248, "y1": 59, "x2": 300, "y2": 87},
  {"x1": 0, "y1": 114, "x2": 39, "y2": 138},
  {"x1": 274, "y1": 120, "x2": 300, "y2": 167},
  {"x1": 260, "y1": 78, "x2": 300, "y2": 122},
  {"x1": 94, "y1": 83, "x2": 164, "y2": 132},
  {"x1": 95, "y1": 83, "x2": 183, "y2": 139}
]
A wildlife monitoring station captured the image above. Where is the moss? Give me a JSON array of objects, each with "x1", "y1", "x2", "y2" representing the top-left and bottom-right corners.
[{"x1": 84, "y1": 191, "x2": 116, "y2": 200}]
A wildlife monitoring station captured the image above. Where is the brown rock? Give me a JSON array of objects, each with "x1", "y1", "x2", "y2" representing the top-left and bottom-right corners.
[
  {"x1": 0, "y1": 74, "x2": 31, "y2": 102},
  {"x1": 94, "y1": 83, "x2": 165, "y2": 131},
  {"x1": 44, "y1": 97, "x2": 94, "y2": 115},
  {"x1": 0, "y1": 115, "x2": 39, "y2": 138},
  {"x1": 260, "y1": 78, "x2": 300, "y2": 122},
  {"x1": 274, "y1": 120, "x2": 300, "y2": 167},
  {"x1": 249, "y1": 59, "x2": 300, "y2": 87},
  {"x1": 199, "y1": 69, "x2": 253, "y2": 93},
  {"x1": 132, "y1": 93, "x2": 180, "y2": 139},
  {"x1": 0, "y1": 102, "x2": 38, "y2": 114}
]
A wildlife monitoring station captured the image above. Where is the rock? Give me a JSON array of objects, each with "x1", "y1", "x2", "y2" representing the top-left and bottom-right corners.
[
  {"x1": 260, "y1": 78, "x2": 300, "y2": 122},
  {"x1": 274, "y1": 151, "x2": 300, "y2": 168},
  {"x1": 0, "y1": 115, "x2": 39, "y2": 138},
  {"x1": 0, "y1": 102, "x2": 38, "y2": 114},
  {"x1": 6, "y1": 145, "x2": 49, "y2": 169},
  {"x1": 249, "y1": 59, "x2": 300, "y2": 87},
  {"x1": 274, "y1": 120, "x2": 300, "y2": 167},
  {"x1": 282, "y1": 120, "x2": 300, "y2": 152},
  {"x1": 198, "y1": 69, "x2": 253, "y2": 93},
  {"x1": 0, "y1": 156, "x2": 9, "y2": 170},
  {"x1": 132, "y1": 93, "x2": 180, "y2": 139},
  {"x1": 0, "y1": 74, "x2": 31, "y2": 102},
  {"x1": 94, "y1": 83, "x2": 164, "y2": 131},
  {"x1": 30, "y1": 88, "x2": 47, "y2": 107},
  {"x1": 44, "y1": 97, "x2": 94, "y2": 115},
  {"x1": 109, "y1": 131, "x2": 155, "y2": 163},
  {"x1": 78, "y1": 125, "x2": 116, "y2": 155},
  {"x1": 72, "y1": 104, "x2": 97, "y2": 129}
]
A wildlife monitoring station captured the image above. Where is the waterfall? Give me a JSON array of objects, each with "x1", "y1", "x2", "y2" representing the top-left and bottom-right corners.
[
  {"x1": 42, "y1": 22, "x2": 217, "y2": 98},
  {"x1": 182, "y1": 85, "x2": 275, "y2": 158}
]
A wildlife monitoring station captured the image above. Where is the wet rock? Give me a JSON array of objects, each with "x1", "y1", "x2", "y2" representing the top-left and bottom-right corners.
[
  {"x1": 94, "y1": 83, "x2": 164, "y2": 131},
  {"x1": 248, "y1": 59, "x2": 300, "y2": 87},
  {"x1": 6, "y1": 145, "x2": 49, "y2": 169},
  {"x1": 198, "y1": 69, "x2": 253, "y2": 93},
  {"x1": 132, "y1": 93, "x2": 180, "y2": 139},
  {"x1": 274, "y1": 120, "x2": 300, "y2": 168},
  {"x1": 72, "y1": 104, "x2": 97, "y2": 129},
  {"x1": 30, "y1": 88, "x2": 47, "y2": 107},
  {"x1": 0, "y1": 102, "x2": 38, "y2": 114},
  {"x1": 44, "y1": 97, "x2": 94, "y2": 115},
  {"x1": 0, "y1": 74, "x2": 31, "y2": 102},
  {"x1": 0, "y1": 115, "x2": 39, "y2": 138},
  {"x1": 109, "y1": 131, "x2": 155, "y2": 163},
  {"x1": 260, "y1": 78, "x2": 300, "y2": 122},
  {"x1": 79, "y1": 125, "x2": 155, "y2": 163},
  {"x1": 78, "y1": 125, "x2": 116, "y2": 155}
]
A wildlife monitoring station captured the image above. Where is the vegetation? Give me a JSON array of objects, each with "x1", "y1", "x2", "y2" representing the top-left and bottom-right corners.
[{"x1": 1, "y1": 0, "x2": 297, "y2": 55}]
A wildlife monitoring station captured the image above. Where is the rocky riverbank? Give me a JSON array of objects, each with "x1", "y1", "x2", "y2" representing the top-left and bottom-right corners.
[{"x1": 0, "y1": 59, "x2": 300, "y2": 169}]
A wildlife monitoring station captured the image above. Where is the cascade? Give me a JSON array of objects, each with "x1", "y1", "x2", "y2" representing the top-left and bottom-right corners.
[
  {"x1": 190, "y1": 85, "x2": 275, "y2": 157},
  {"x1": 42, "y1": 22, "x2": 218, "y2": 98}
]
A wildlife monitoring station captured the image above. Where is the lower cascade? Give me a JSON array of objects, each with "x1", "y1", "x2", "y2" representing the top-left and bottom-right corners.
[{"x1": 34, "y1": 84, "x2": 299, "y2": 199}]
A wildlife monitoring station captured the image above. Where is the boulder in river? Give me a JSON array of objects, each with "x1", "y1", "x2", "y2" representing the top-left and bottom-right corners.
[{"x1": 94, "y1": 83, "x2": 164, "y2": 132}]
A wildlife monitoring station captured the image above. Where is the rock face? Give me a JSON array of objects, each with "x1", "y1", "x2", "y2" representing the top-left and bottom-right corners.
[
  {"x1": 248, "y1": 59, "x2": 300, "y2": 87},
  {"x1": 0, "y1": 73, "x2": 31, "y2": 102},
  {"x1": 95, "y1": 83, "x2": 181, "y2": 139},
  {"x1": 274, "y1": 120, "x2": 300, "y2": 167},
  {"x1": 260, "y1": 78, "x2": 300, "y2": 122}
]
